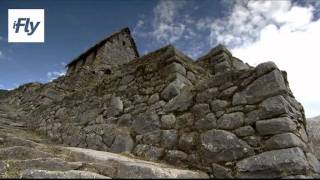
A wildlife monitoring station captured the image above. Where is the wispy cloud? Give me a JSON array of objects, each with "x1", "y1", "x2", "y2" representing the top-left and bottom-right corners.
[
  {"x1": 207, "y1": 1, "x2": 320, "y2": 117},
  {"x1": 133, "y1": 0, "x2": 207, "y2": 58},
  {"x1": 134, "y1": 0, "x2": 320, "y2": 117},
  {"x1": 47, "y1": 70, "x2": 65, "y2": 82}
]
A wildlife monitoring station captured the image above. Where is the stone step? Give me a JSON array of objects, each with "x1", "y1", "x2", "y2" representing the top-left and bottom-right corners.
[
  {"x1": 0, "y1": 158, "x2": 83, "y2": 178},
  {"x1": 0, "y1": 146, "x2": 54, "y2": 161},
  {"x1": 21, "y1": 169, "x2": 109, "y2": 179},
  {"x1": 62, "y1": 147, "x2": 209, "y2": 179}
]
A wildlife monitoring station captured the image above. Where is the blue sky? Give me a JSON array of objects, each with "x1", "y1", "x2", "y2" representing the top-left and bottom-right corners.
[{"x1": 0, "y1": 0, "x2": 320, "y2": 117}]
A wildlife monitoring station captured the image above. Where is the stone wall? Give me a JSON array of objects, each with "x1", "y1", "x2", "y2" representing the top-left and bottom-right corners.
[{"x1": 4, "y1": 43, "x2": 320, "y2": 178}]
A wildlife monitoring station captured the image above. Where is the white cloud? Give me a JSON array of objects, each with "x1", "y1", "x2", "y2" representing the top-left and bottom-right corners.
[
  {"x1": 47, "y1": 70, "x2": 65, "y2": 82},
  {"x1": 151, "y1": 0, "x2": 186, "y2": 43},
  {"x1": 209, "y1": 0, "x2": 320, "y2": 117},
  {"x1": 133, "y1": 0, "x2": 207, "y2": 58},
  {"x1": 133, "y1": 0, "x2": 320, "y2": 117}
]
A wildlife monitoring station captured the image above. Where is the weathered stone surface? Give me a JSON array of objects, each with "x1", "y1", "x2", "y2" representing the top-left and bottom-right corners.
[
  {"x1": 161, "y1": 79, "x2": 185, "y2": 101},
  {"x1": 217, "y1": 112, "x2": 244, "y2": 130},
  {"x1": 234, "y1": 126, "x2": 255, "y2": 137},
  {"x1": 164, "y1": 150, "x2": 188, "y2": 166},
  {"x1": 0, "y1": 146, "x2": 53, "y2": 160},
  {"x1": 236, "y1": 147, "x2": 310, "y2": 178},
  {"x1": 256, "y1": 117, "x2": 297, "y2": 135},
  {"x1": 117, "y1": 114, "x2": 131, "y2": 127},
  {"x1": 6, "y1": 158, "x2": 83, "y2": 172},
  {"x1": 110, "y1": 96, "x2": 123, "y2": 115},
  {"x1": 179, "y1": 132, "x2": 198, "y2": 152},
  {"x1": 255, "y1": 61, "x2": 277, "y2": 77},
  {"x1": 264, "y1": 133, "x2": 306, "y2": 151},
  {"x1": 160, "y1": 114, "x2": 176, "y2": 129},
  {"x1": 196, "y1": 88, "x2": 219, "y2": 103},
  {"x1": 133, "y1": 111, "x2": 160, "y2": 134},
  {"x1": 307, "y1": 116, "x2": 320, "y2": 159},
  {"x1": 21, "y1": 169, "x2": 109, "y2": 179},
  {"x1": 148, "y1": 93, "x2": 159, "y2": 105},
  {"x1": 232, "y1": 57, "x2": 250, "y2": 70},
  {"x1": 243, "y1": 136, "x2": 261, "y2": 147},
  {"x1": 176, "y1": 113, "x2": 194, "y2": 129},
  {"x1": 64, "y1": 147, "x2": 209, "y2": 179},
  {"x1": 161, "y1": 130, "x2": 178, "y2": 149},
  {"x1": 187, "y1": 71, "x2": 196, "y2": 83},
  {"x1": 165, "y1": 62, "x2": 187, "y2": 76},
  {"x1": 244, "y1": 110, "x2": 260, "y2": 125},
  {"x1": 191, "y1": 103, "x2": 210, "y2": 118},
  {"x1": 259, "y1": 95, "x2": 289, "y2": 119},
  {"x1": 200, "y1": 129, "x2": 254, "y2": 163},
  {"x1": 133, "y1": 144, "x2": 164, "y2": 161},
  {"x1": 233, "y1": 70, "x2": 287, "y2": 105},
  {"x1": 1, "y1": 135, "x2": 39, "y2": 148},
  {"x1": 164, "y1": 88, "x2": 194, "y2": 112},
  {"x1": 140, "y1": 130, "x2": 161, "y2": 145},
  {"x1": 211, "y1": 163, "x2": 233, "y2": 178},
  {"x1": 306, "y1": 153, "x2": 320, "y2": 173},
  {"x1": 219, "y1": 86, "x2": 237, "y2": 98},
  {"x1": 210, "y1": 99, "x2": 229, "y2": 112},
  {"x1": 195, "y1": 113, "x2": 217, "y2": 130},
  {"x1": 215, "y1": 60, "x2": 232, "y2": 73},
  {"x1": 110, "y1": 133, "x2": 134, "y2": 153}
]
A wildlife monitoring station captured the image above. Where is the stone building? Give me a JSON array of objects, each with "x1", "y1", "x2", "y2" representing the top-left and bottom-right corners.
[{"x1": 66, "y1": 27, "x2": 139, "y2": 76}]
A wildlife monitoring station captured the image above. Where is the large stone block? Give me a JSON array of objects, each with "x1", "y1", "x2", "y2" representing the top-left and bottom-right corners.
[
  {"x1": 259, "y1": 95, "x2": 290, "y2": 119},
  {"x1": 133, "y1": 111, "x2": 160, "y2": 134},
  {"x1": 233, "y1": 70, "x2": 287, "y2": 105},
  {"x1": 160, "y1": 114, "x2": 176, "y2": 129},
  {"x1": 110, "y1": 134, "x2": 134, "y2": 153},
  {"x1": 196, "y1": 88, "x2": 219, "y2": 103},
  {"x1": 161, "y1": 79, "x2": 185, "y2": 101},
  {"x1": 195, "y1": 113, "x2": 217, "y2": 130},
  {"x1": 256, "y1": 117, "x2": 297, "y2": 135},
  {"x1": 200, "y1": 129, "x2": 253, "y2": 163},
  {"x1": 165, "y1": 62, "x2": 187, "y2": 76},
  {"x1": 133, "y1": 144, "x2": 164, "y2": 161},
  {"x1": 210, "y1": 99, "x2": 229, "y2": 112},
  {"x1": 179, "y1": 132, "x2": 198, "y2": 152},
  {"x1": 264, "y1": 133, "x2": 306, "y2": 151},
  {"x1": 217, "y1": 112, "x2": 244, "y2": 130},
  {"x1": 161, "y1": 130, "x2": 178, "y2": 149},
  {"x1": 191, "y1": 103, "x2": 210, "y2": 118},
  {"x1": 236, "y1": 147, "x2": 310, "y2": 178},
  {"x1": 164, "y1": 88, "x2": 194, "y2": 112}
]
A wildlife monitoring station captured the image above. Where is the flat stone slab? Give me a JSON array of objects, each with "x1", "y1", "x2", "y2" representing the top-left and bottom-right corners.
[
  {"x1": 21, "y1": 169, "x2": 109, "y2": 179},
  {"x1": 62, "y1": 147, "x2": 209, "y2": 179}
]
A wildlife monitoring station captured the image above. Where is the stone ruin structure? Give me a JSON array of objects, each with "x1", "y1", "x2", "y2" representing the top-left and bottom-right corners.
[
  {"x1": 2, "y1": 27, "x2": 320, "y2": 178},
  {"x1": 66, "y1": 27, "x2": 139, "y2": 76}
]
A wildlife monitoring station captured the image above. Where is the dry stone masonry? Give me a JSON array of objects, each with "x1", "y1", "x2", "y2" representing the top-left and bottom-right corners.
[{"x1": 1, "y1": 27, "x2": 320, "y2": 178}]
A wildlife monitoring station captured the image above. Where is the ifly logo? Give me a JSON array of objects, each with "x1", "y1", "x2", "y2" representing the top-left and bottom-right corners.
[
  {"x1": 8, "y1": 9, "x2": 44, "y2": 43},
  {"x1": 13, "y1": 18, "x2": 40, "y2": 36}
]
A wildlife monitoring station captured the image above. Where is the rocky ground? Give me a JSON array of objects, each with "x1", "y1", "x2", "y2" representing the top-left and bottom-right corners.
[
  {"x1": 0, "y1": 100, "x2": 208, "y2": 178},
  {"x1": 307, "y1": 116, "x2": 320, "y2": 160}
]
